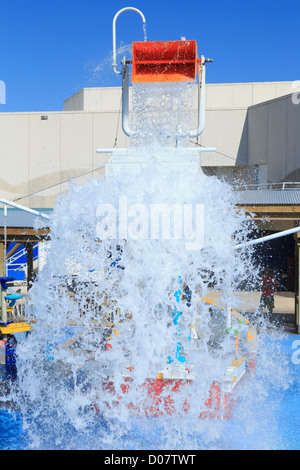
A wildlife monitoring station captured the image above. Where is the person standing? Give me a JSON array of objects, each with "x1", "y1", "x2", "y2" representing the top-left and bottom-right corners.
[{"x1": 259, "y1": 268, "x2": 279, "y2": 315}]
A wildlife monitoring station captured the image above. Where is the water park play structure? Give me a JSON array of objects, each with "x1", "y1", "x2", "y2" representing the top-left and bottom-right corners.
[
  {"x1": 88, "y1": 7, "x2": 251, "y2": 419},
  {"x1": 1, "y1": 7, "x2": 300, "y2": 427},
  {"x1": 0, "y1": 201, "x2": 49, "y2": 378},
  {"x1": 89, "y1": 7, "x2": 300, "y2": 420}
]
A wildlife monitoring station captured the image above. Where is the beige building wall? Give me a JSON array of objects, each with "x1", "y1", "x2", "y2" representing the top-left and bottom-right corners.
[
  {"x1": 248, "y1": 92, "x2": 300, "y2": 183},
  {"x1": 0, "y1": 110, "x2": 127, "y2": 208},
  {"x1": 64, "y1": 81, "x2": 297, "y2": 171},
  {"x1": 0, "y1": 81, "x2": 297, "y2": 208},
  {"x1": 64, "y1": 82, "x2": 297, "y2": 112}
]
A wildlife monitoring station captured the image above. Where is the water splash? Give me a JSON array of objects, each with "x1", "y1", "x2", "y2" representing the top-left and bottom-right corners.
[
  {"x1": 143, "y1": 23, "x2": 147, "y2": 42},
  {"x1": 85, "y1": 43, "x2": 132, "y2": 86},
  {"x1": 6, "y1": 80, "x2": 292, "y2": 450}
]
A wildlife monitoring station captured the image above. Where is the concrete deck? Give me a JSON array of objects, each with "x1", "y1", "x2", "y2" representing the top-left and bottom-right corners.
[{"x1": 205, "y1": 290, "x2": 295, "y2": 314}]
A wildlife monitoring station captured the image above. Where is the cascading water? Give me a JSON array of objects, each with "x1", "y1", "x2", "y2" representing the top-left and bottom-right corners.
[{"x1": 5, "y1": 79, "x2": 292, "y2": 450}]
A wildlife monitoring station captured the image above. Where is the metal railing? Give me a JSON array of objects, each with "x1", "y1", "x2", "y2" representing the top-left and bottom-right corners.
[
  {"x1": 7, "y1": 302, "x2": 28, "y2": 323},
  {"x1": 235, "y1": 182, "x2": 300, "y2": 191},
  {"x1": 7, "y1": 245, "x2": 38, "y2": 272}
]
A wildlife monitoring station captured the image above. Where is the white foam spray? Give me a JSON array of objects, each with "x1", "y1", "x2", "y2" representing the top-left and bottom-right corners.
[{"x1": 8, "y1": 80, "x2": 292, "y2": 450}]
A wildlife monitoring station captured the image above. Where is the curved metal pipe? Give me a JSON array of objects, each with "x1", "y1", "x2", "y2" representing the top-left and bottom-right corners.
[{"x1": 112, "y1": 7, "x2": 146, "y2": 75}]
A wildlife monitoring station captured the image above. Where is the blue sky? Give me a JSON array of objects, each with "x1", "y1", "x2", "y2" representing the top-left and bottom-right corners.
[{"x1": 0, "y1": 0, "x2": 299, "y2": 112}]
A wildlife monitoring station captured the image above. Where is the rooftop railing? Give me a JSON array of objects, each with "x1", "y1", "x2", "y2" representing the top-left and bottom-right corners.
[{"x1": 235, "y1": 182, "x2": 300, "y2": 191}]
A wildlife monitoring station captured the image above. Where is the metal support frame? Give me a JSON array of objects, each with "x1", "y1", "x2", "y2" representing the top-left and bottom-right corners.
[
  {"x1": 112, "y1": 7, "x2": 209, "y2": 139},
  {"x1": 121, "y1": 65, "x2": 131, "y2": 137},
  {"x1": 189, "y1": 59, "x2": 206, "y2": 139},
  {"x1": 295, "y1": 234, "x2": 300, "y2": 334},
  {"x1": 112, "y1": 7, "x2": 146, "y2": 137},
  {"x1": 119, "y1": 60, "x2": 207, "y2": 139}
]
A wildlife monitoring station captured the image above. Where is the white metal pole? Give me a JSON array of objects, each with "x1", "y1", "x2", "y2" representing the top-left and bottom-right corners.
[
  {"x1": 0, "y1": 198, "x2": 50, "y2": 220},
  {"x1": 234, "y1": 226, "x2": 300, "y2": 249},
  {"x1": 3, "y1": 204, "x2": 7, "y2": 277},
  {"x1": 112, "y1": 7, "x2": 146, "y2": 75},
  {"x1": 189, "y1": 63, "x2": 206, "y2": 138}
]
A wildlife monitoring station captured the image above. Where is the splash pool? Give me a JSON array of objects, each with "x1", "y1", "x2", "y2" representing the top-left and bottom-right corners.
[{"x1": 1, "y1": 332, "x2": 298, "y2": 450}]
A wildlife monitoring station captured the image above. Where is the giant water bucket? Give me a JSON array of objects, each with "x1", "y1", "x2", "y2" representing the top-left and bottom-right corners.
[{"x1": 131, "y1": 40, "x2": 198, "y2": 83}]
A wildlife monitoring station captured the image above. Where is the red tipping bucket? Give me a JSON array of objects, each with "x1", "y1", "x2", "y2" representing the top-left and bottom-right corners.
[{"x1": 132, "y1": 40, "x2": 198, "y2": 83}]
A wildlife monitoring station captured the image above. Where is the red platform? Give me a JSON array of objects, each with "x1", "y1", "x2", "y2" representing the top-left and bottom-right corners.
[{"x1": 97, "y1": 376, "x2": 246, "y2": 420}]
